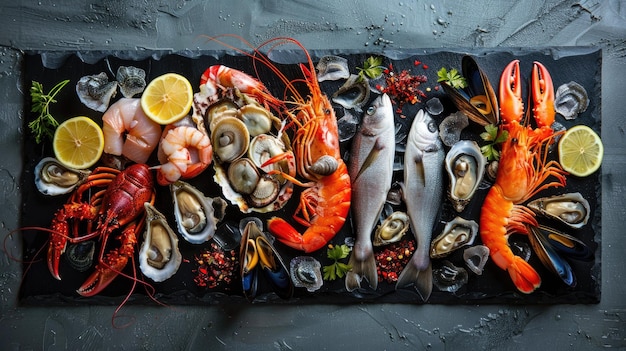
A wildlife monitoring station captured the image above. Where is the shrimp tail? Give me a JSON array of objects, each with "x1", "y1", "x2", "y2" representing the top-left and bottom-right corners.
[
  {"x1": 345, "y1": 249, "x2": 377, "y2": 292},
  {"x1": 396, "y1": 258, "x2": 433, "y2": 302},
  {"x1": 507, "y1": 256, "x2": 541, "y2": 294},
  {"x1": 267, "y1": 217, "x2": 327, "y2": 253}
]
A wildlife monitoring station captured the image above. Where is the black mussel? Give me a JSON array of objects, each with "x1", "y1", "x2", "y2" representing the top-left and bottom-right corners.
[
  {"x1": 213, "y1": 222, "x2": 242, "y2": 251},
  {"x1": 534, "y1": 225, "x2": 593, "y2": 261},
  {"x1": 510, "y1": 238, "x2": 532, "y2": 262},
  {"x1": 440, "y1": 55, "x2": 499, "y2": 126},
  {"x1": 527, "y1": 225, "x2": 576, "y2": 287},
  {"x1": 433, "y1": 260, "x2": 468, "y2": 293},
  {"x1": 66, "y1": 241, "x2": 95, "y2": 272}
]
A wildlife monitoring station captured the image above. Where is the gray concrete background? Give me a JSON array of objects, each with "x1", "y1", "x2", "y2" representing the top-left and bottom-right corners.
[{"x1": 1, "y1": 0, "x2": 625, "y2": 349}]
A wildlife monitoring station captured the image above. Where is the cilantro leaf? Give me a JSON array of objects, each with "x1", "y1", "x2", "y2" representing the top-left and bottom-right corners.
[
  {"x1": 322, "y1": 244, "x2": 352, "y2": 281},
  {"x1": 437, "y1": 67, "x2": 468, "y2": 89},
  {"x1": 357, "y1": 56, "x2": 384, "y2": 81},
  {"x1": 480, "y1": 124, "x2": 508, "y2": 161}
]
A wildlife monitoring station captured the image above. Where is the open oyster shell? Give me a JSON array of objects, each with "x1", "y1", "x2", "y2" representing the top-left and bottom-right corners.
[
  {"x1": 170, "y1": 180, "x2": 227, "y2": 244},
  {"x1": 444, "y1": 140, "x2": 486, "y2": 212},
  {"x1": 430, "y1": 217, "x2": 479, "y2": 259},
  {"x1": 373, "y1": 211, "x2": 410, "y2": 246},
  {"x1": 34, "y1": 157, "x2": 91, "y2": 196},
  {"x1": 139, "y1": 203, "x2": 182, "y2": 282},
  {"x1": 527, "y1": 192, "x2": 590, "y2": 229}
]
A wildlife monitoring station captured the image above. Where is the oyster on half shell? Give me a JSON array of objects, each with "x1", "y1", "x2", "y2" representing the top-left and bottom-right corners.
[
  {"x1": 170, "y1": 180, "x2": 227, "y2": 244},
  {"x1": 430, "y1": 217, "x2": 479, "y2": 259},
  {"x1": 527, "y1": 192, "x2": 590, "y2": 229},
  {"x1": 373, "y1": 211, "x2": 410, "y2": 246},
  {"x1": 34, "y1": 157, "x2": 91, "y2": 196},
  {"x1": 139, "y1": 203, "x2": 182, "y2": 282},
  {"x1": 445, "y1": 140, "x2": 486, "y2": 212}
]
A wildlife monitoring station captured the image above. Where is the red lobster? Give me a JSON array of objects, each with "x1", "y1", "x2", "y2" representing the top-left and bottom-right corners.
[{"x1": 47, "y1": 163, "x2": 155, "y2": 296}]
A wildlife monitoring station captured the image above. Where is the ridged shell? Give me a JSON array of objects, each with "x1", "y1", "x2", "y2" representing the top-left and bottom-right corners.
[
  {"x1": 430, "y1": 217, "x2": 479, "y2": 259},
  {"x1": 373, "y1": 211, "x2": 410, "y2": 246},
  {"x1": 445, "y1": 140, "x2": 486, "y2": 212},
  {"x1": 170, "y1": 180, "x2": 226, "y2": 244},
  {"x1": 116, "y1": 66, "x2": 146, "y2": 98},
  {"x1": 34, "y1": 157, "x2": 91, "y2": 196},
  {"x1": 290, "y1": 256, "x2": 323, "y2": 292},
  {"x1": 332, "y1": 74, "x2": 370, "y2": 110},
  {"x1": 316, "y1": 55, "x2": 350, "y2": 82},
  {"x1": 554, "y1": 81, "x2": 589, "y2": 120},
  {"x1": 527, "y1": 192, "x2": 590, "y2": 229},
  {"x1": 139, "y1": 203, "x2": 182, "y2": 282},
  {"x1": 76, "y1": 72, "x2": 118, "y2": 112}
]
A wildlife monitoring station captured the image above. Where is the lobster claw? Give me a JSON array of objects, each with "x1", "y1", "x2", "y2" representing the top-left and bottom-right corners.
[
  {"x1": 499, "y1": 60, "x2": 524, "y2": 125},
  {"x1": 47, "y1": 239, "x2": 66, "y2": 281},
  {"x1": 531, "y1": 61, "x2": 556, "y2": 133},
  {"x1": 77, "y1": 253, "x2": 130, "y2": 297}
]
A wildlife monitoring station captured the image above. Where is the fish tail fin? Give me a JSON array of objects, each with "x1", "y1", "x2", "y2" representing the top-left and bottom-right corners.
[
  {"x1": 396, "y1": 259, "x2": 433, "y2": 302},
  {"x1": 508, "y1": 256, "x2": 541, "y2": 294},
  {"x1": 345, "y1": 250, "x2": 378, "y2": 292}
]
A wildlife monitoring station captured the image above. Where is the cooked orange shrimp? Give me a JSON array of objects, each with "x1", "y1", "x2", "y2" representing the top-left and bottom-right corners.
[
  {"x1": 102, "y1": 98, "x2": 162, "y2": 164},
  {"x1": 155, "y1": 124, "x2": 212, "y2": 186},
  {"x1": 480, "y1": 60, "x2": 567, "y2": 293}
]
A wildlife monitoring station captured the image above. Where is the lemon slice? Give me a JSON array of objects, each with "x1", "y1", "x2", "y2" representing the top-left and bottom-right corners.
[
  {"x1": 141, "y1": 73, "x2": 193, "y2": 125},
  {"x1": 53, "y1": 116, "x2": 104, "y2": 169},
  {"x1": 558, "y1": 125, "x2": 603, "y2": 177}
]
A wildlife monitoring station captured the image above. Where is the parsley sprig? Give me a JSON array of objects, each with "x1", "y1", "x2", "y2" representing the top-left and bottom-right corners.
[
  {"x1": 480, "y1": 124, "x2": 509, "y2": 161},
  {"x1": 322, "y1": 244, "x2": 352, "y2": 281},
  {"x1": 437, "y1": 67, "x2": 468, "y2": 89},
  {"x1": 29, "y1": 79, "x2": 70, "y2": 144},
  {"x1": 356, "y1": 56, "x2": 384, "y2": 81}
]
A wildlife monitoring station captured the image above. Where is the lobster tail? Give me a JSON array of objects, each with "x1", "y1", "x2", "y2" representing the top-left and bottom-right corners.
[{"x1": 508, "y1": 255, "x2": 541, "y2": 294}]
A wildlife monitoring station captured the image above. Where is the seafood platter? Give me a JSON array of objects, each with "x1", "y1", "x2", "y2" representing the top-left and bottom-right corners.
[{"x1": 18, "y1": 39, "x2": 601, "y2": 306}]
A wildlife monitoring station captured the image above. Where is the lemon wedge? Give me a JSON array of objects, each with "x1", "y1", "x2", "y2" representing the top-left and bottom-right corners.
[
  {"x1": 53, "y1": 116, "x2": 104, "y2": 169},
  {"x1": 141, "y1": 73, "x2": 193, "y2": 125},
  {"x1": 558, "y1": 125, "x2": 603, "y2": 177}
]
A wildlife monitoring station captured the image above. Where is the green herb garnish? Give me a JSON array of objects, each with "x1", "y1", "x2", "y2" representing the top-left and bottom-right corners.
[
  {"x1": 322, "y1": 244, "x2": 352, "y2": 281},
  {"x1": 480, "y1": 124, "x2": 509, "y2": 161},
  {"x1": 357, "y1": 56, "x2": 384, "y2": 81},
  {"x1": 29, "y1": 79, "x2": 70, "y2": 144},
  {"x1": 437, "y1": 67, "x2": 468, "y2": 89}
]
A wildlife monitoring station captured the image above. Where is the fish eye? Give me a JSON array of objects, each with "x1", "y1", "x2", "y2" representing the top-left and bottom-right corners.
[
  {"x1": 324, "y1": 108, "x2": 332, "y2": 115},
  {"x1": 427, "y1": 121, "x2": 437, "y2": 133},
  {"x1": 366, "y1": 106, "x2": 376, "y2": 115},
  {"x1": 511, "y1": 137, "x2": 518, "y2": 144}
]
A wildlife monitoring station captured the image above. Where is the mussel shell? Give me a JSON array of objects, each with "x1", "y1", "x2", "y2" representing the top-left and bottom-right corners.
[
  {"x1": 527, "y1": 192, "x2": 590, "y2": 229},
  {"x1": 527, "y1": 225, "x2": 576, "y2": 287},
  {"x1": 373, "y1": 211, "x2": 410, "y2": 246},
  {"x1": 444, "y1": 141, "x2": 486, "y2": 212},
  {"x1": 440, "y1": 55, "x2": 499, "y2": 126},
  {"x1": 34, "y1": 157, "x2": 91, "y2": 196},
  {"x1": 170, "y1": 181, "x2": 223, "y2": 244},
  {"x1": 66, "y1": 241, "x2": 95, "y2": 272},
  {"x1": 139, "y1": 203, "x2": 182, "y2": 282},
  {"x1": 430, "y1": 216, "x2": 479, "y2": 258}
]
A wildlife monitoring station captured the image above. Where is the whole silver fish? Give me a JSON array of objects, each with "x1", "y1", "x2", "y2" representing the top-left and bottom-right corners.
[
  {"x1": 345, "y1": 94, "x2": 395, "y2": 291},
  {"x1": 396, "y1": 109, "x2": 444, "y2": 301}
]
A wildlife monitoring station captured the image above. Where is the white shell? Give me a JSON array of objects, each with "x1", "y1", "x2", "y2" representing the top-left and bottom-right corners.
[
  {"x1": 76, "y1": 72, "x2": 118, "y2": 112},
  {"x1": 527, "y1": 192, "x2": 590, "y2": 229},
  {"x1": 430, "y1": 217, "x2": 479, "y2": 259},
  {"x1": 34, "y1": 157, "x2": 91, "y2": 196},
  {"x1": 139, "y1": 203, "x2": 182, "y2": 282},
  {"x1": 373, "y1": 211, "x2": 410, "y2": 246},
  {"x1": 116, "y1": 66, "x2": 146, "y2": 98},
  {"x1": 445, "y1": 140, "x2": 486, "y2": 212},
  {"x1": 170, "y1": 181, "x2": 226, "y2": 244}
]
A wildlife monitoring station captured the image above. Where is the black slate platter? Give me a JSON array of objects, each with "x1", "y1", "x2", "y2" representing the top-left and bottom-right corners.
[{"x1": 19, "y1": 48, "x2": 601, "y2": 306}]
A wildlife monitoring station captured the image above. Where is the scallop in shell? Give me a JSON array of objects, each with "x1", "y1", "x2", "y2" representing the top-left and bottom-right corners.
[
  {"x1": 139, "y1": 203, "x2": 182, "y2": 282},
  {"x1": 430, "y1": 217, "x2": 479, "y2": 259},
  {"x1": 170, "y1": 180, "x2": 227, "y2": 244},
  {"x1": 527, "y1": 192, "x2": 590, "y2": 229},
  {"x1": 554, "y1": 81, "x2": 589, "y2": 120},
  {"x1": 445, "y1": 140, "x2": 486, "y2": 212},
  {"x1": 34, "y1": 157, "x2": 91, "y2": 196},
  {"x1": 373, "y1": 211, "x2": 410, "y2": 246},
  {"x1": 76, "y1": 72, "x2": 118, "y2": 112},
  {"x1": 116, "y1": 66, "x2": 146, "y2": 98}
]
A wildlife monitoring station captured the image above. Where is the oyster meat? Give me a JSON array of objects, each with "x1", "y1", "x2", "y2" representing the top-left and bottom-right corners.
[
  {"x1": 373, "y1": 211, "x2": 410, "y2": 246},
  {"x1": 139, "y1": 203, "x2": 182, "y2": 282},
  {"x1": 171, "y1": 181, "x2": 227, "y2": 244},
  {"x1": 34, "y1": 157, "x2": 91, "y2": 196},
  {"x1": 527, "y1": 192, "x2": 590, "y2": 229},
  {"x1": 445, "y1": 140, "x2": 486, "y2": 212},
  {"x1": 430, "y1": 217, "x2": 479, "y2": 259}
]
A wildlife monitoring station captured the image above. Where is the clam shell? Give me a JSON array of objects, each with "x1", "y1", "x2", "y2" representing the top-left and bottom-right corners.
[
  {"x1": 430, "y1": 217, "x2": 479, "y2": 259},
  {"x1": 116, "y1": 66, "x2": 146, "y2": 98},
  {"x1": 527, "y1": 192, "x2": 590, "y2": 229},
  {"x1": 554, "y1": 81, "x2": 589, "y2": 120},
  {"x1": 316, "y1": 55, "x2": 350, "y2": 82},
  {"x1": 76, "y1": 72, "x2": 118, "y2": 112},
  {"x1": 211, "y1": 116, "x2": 250, "y2": 163},
  {"x1": 34, "y1": 157, "x2": 91, "y2": 196},
  {"x1": 139, "y1": 203, "x2": 182, "y2": 282},
  {"x1": 170, "y1": 180, "x2": 226, "y2": 244},
  {"x1": 445, "y1": 140, "x2": 486, "y2": 212},
  {"x1": 373, "y1": 211, "x2": 410, "y2": 246}
]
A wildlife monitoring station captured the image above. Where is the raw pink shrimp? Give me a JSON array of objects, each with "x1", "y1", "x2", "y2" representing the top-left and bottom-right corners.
[
  {"x1": 155, "y1": 125, "x2": 212, "y2": 186},
  {"x1": 102, "y1": 98, "x2": 162, "y2": 164}
]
